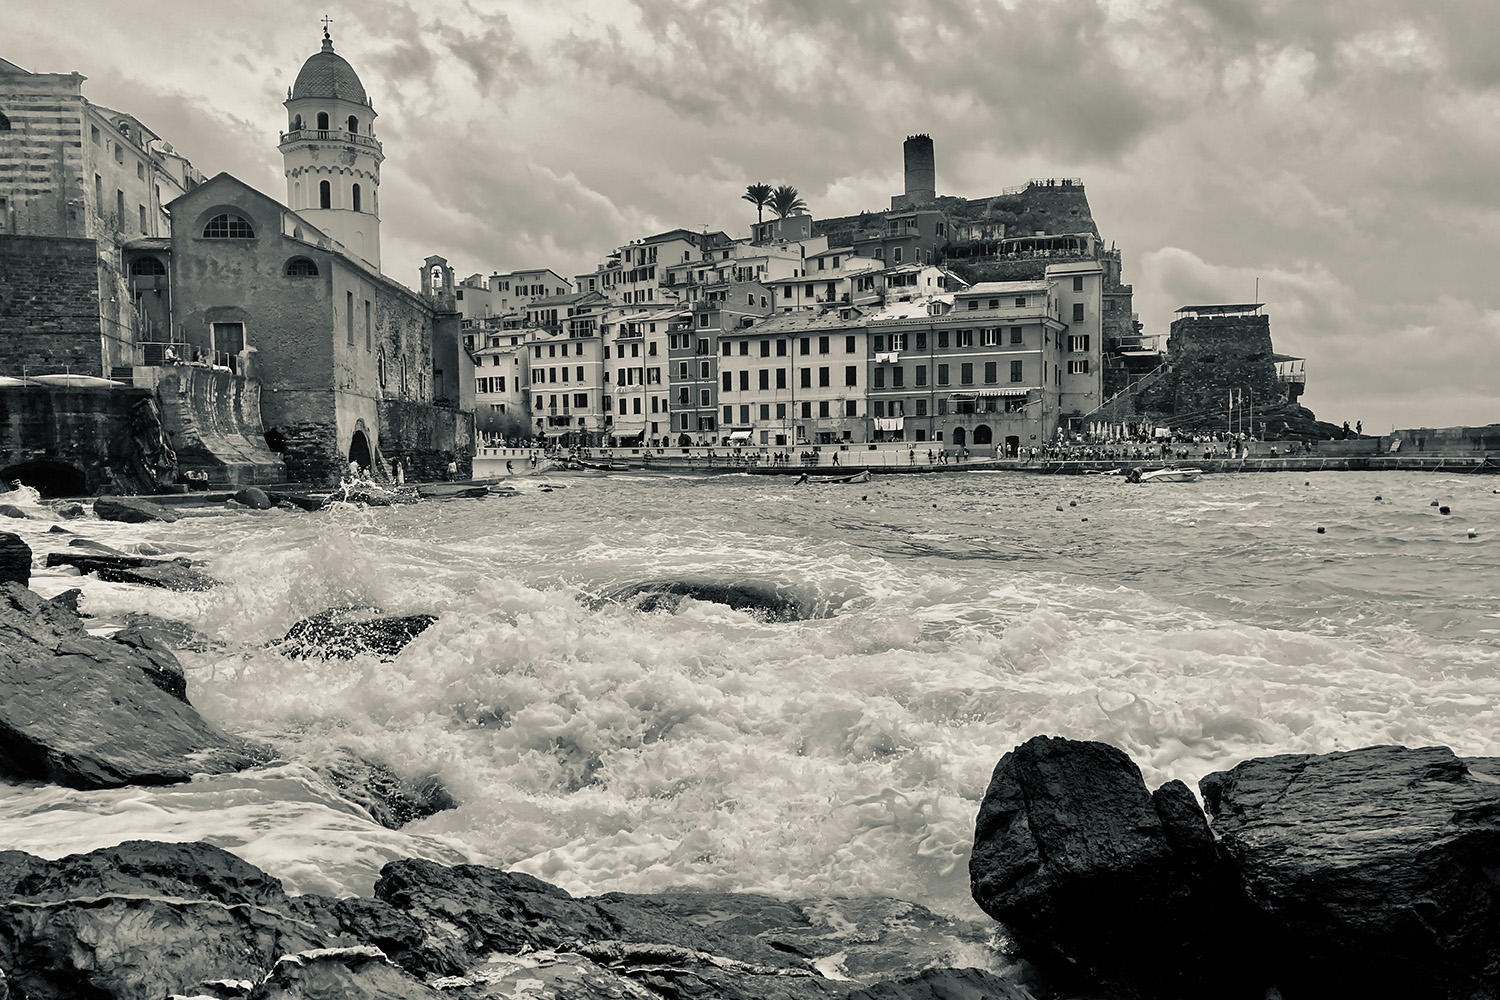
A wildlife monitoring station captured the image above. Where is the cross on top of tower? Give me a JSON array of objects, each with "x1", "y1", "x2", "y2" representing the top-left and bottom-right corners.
[{"x1": 321, "y1": 14, "x2": 333, "y2": 35}]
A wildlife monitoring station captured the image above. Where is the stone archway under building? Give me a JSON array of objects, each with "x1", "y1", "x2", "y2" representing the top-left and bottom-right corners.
[
  {"x1": 1, "y1": 459, "x2": 87, "y2": 498},
  {"x1": 348, "y1": 430, "x2": 374, "y2": 474},
  {"x1": 973, "y1": 424, "x2": 993, "y2": 446},
  {"x1": 952, "y1": 426, "x2": 967, "y2": 447}
]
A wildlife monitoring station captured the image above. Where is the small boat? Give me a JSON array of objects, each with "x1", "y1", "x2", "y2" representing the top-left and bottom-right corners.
[
  {"x1": 577, "y1": 460, "x2": 626, "y2": 472},
  {"x1": 1129, "y1": 467, "x2": 1203, "y2": 484},
  {"x1": 801, "y1": 470, "x2": 871, "y2": 485}
]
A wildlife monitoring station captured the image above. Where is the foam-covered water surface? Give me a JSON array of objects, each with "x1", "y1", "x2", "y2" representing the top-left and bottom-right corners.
[{"x1": 3, "y1": 471, "x2": 1497, "y2": 917}]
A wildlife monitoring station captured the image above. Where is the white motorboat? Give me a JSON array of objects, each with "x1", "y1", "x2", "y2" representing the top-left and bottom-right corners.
[{"x1": 1130, "y1": 467, "x2": 1203, "y2": 483}]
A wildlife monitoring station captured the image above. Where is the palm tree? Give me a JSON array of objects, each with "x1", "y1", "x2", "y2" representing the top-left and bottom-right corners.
[
  {"x1": 742, "y1": 183, "x2": 773, "y2": 222},
  {"x1": 771, "y1": 185, "x2": 807, "y2": 219}
]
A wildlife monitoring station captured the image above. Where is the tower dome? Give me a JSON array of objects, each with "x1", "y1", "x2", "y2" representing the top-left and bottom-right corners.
[
  {"x1": 280, "y1": 26, "x2": 384, "y2": 270},
  {"x1": 291, "y1": 33, "x2": 368, "y2": 105}
]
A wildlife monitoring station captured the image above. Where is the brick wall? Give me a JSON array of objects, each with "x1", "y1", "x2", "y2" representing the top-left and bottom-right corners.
[{"x1": 0, "y1": 234, "x2": 101, "y2": 374}]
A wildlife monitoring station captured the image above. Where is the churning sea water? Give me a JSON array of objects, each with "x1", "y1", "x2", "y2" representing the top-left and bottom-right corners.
[{"x1": 2, "y1": 471, "x2": 1497, "y2": 922}]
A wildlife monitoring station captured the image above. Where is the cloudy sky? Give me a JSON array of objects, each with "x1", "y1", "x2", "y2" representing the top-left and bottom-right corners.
[{"x1": 11, "y1": 0, "x2": 1499, "y2": 428}]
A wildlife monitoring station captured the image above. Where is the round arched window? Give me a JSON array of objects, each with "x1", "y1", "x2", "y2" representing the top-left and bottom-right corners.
[
  {"x1": 285, "y1": 256, "x2": 319, "y2": 276},
  {"x1": 319, "y1": 181, "x2": 331, "y2": 209},
  {"x1": 202, "y1": 214, "x2": 255, "y2": 238},
  {"x1": 316, "y1": 112, "x2": 329, "y2": 130},
  {"x1": 347, "y1": 115, "x2": 358, "y2": 134},
  {"x1": 130, "y1": 256, "x2": 166, "y2": 276}
]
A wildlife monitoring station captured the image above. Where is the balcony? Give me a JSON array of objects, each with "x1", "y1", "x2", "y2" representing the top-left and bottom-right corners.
[{"x1": 279, "y1": 128, "x2": 382, "y2": 151}]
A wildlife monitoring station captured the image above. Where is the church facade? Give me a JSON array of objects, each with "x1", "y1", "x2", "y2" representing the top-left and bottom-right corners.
[{"x1": 161, "y1": 28, "x2": 472, "y2": 484}]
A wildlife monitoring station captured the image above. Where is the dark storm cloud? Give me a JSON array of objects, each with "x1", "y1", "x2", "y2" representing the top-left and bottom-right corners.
[{"x1": 8, "y1": 0, "x2": 1497, "y2": 425}]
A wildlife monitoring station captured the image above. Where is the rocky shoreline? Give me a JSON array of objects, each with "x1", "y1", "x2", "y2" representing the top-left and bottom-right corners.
[{"x1": 2, "y1": 500, "x2": 1498, "y2": 998}]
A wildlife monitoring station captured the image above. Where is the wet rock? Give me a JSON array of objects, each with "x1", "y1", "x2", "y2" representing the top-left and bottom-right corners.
[
  {"x1": 0, "y1": 582, "x2": 256, "y2": 788},
  {"x1": 108, "y1": 623, "x2": 189, "y2": 700},
  {"x1": 93, "y1": 495, "x2": 181, "y2": 523},
  {"x1": 1200, "y1": 744, "x2": 1500, "y2": 999},
  {"x1": 265, "y1": 491, "x2": 329, "y2": 512},
  {"x1": 277, "y1": 608, "x2": 438, "y2": 660},
  {"x1": 0, "y1": 505, "x2": 27, "y2": 520},
  {"x1": 0, "y1": 533, "x2": 29, "y2": 587},
  {"x1": 233, "y1": 486, "x2": 272, "y2": 510},
  {"x1": 848, "y1": 967, "x2": 1034, "y2": 1000},
  {"x1": 52, "y1": 502, "x2": 88, "y2": 519},
  {"x1": 117, "y1": 611, "x2": 216, "y2": 653},
  {"x1": 44, "y1": 588, "x2": 81, "y2": 614},
  {"x1": 249, "y1": 947, "x2": 431, "y2": 999},
  {"x1": 46, "y1": 524, "x2": 70, "y2": 534},
  {"x1": 306, "y1": 749, "x2": 457, "y2": 829},
  {"x1": 604, "y1": 579, "x2": 822, "y2": 621},
  {"x1": 44, "y1": 551, "x2": 220, "y2": 592},
  {"x1": 969, "y1": 735, "x2": 1249, "y2": 1000},
  {"x1": 0, "y1": 842, "x2": 325, "y2": 1000}
]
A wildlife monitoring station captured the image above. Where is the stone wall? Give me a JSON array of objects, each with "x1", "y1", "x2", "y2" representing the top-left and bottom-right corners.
[
  {"x1": 1156, "y1": 313, "x2": 1286, "y2": 425},
  {"x1": 1388, "y1": 424, "x2": 1500, "y2": 456},
  {"x1": 378, "y1": 400, "x2": 475, "y2": 482},
  {"x1": 0, "y1": 235, "x2": 101, "y2": 374},
  {"x1": 145, "y1": 366, "x2": 285, "y2": 486},
  {"x1": 0, "y1": 385, "x2": 175, "y2": 495}
]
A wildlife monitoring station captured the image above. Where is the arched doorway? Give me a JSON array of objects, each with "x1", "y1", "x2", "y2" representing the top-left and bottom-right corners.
[
  {"x1": 973, "y1": 424, "x2": 993, "y2": 445},
  {"x1": 678, "y1": 433, "x2": 692, "y2": 447},
  {"x1": 1, "y1": 460, "x2": 87, "y2": 498},
  {"x1": 348, "y1": 430, "x2": 373, "y2": 473},
  {"x1": 1005, "y1": 435, "x2": 1021, "y2": 457},
  {"x1": 952, "y1": 426, "x2": 967, "y2": 447}
]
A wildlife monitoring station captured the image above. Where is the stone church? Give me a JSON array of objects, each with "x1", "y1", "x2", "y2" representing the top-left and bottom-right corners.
[{"x1": 162, "y1": 27, "x2": 473, "y2": 484}]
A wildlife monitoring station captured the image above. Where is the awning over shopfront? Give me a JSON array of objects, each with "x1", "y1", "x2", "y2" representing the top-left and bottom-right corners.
[
  {"x1": 974, "y1": 387, "x2": 1035, "y2": 398},
  {"x1": 728, "y1": 430, "x2": 754, "y2": 442}
]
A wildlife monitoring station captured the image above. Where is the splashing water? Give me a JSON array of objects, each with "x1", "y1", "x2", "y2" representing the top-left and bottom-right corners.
[{"x1": 2, "y1": 471, "x2": 1497, "y2": 923}]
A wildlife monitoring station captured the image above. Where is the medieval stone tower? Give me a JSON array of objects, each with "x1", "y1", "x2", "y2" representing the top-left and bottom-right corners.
[{"x1": 279, "y1": 25, "x2": 383, "y2": 270}]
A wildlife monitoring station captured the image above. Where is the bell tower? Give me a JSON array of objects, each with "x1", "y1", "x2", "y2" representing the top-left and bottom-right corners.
[{"x1": 279, "y1": 22, "x2": 384, "y2": 270}]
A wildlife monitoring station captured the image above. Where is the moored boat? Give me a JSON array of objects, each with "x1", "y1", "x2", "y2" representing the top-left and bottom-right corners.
[{"x1": 1129, "y1": 467, "x2": 1203, "y2": 483}]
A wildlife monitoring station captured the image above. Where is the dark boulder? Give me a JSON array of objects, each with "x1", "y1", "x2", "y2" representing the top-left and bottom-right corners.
[
  {"x1": 0, "y1": 505, "x2": 27, "y2": 520},
  {"x1": 0, "y1": 533, "x2": 29, "y2": 587},
  {"x1": 1200, "y1": 744, "x2": 1500, "y2": 999},
  {"x1": 44, "y1": 551, "x2": 220, "y2": 592},
  {"x1": 0, "y1": 582, "x2": 257, "y2": 788},
  {"x1": 603, "y1": 579, "x2": 824, "y2": 621},
  {"x1": 306, "y1": 749, "x2": 457, "y2": 829},
  {"x1": 0, "y1": 842, "x2": 326, "y2": 1000},
  {"x1": 277, "y1": 608, "x2": 438, "y2": 660},
  {"x1": 233, "y1": 486, "x2": 272, "y2": 510},
  {"x1": 116, "y1": 611, "x2": 216, "y2": 653},
  {"x1": 52, "y1": 502, "x2": 87, "y2": 519},
  {"x1": 93, "y1": 495, "x2": 180, "y2": 523},
  {"x1": 969, "y1": 735, "x2": 1252, "y2": 999}
]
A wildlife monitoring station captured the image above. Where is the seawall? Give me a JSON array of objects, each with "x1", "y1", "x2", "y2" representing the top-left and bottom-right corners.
[{"x1": 140, "y1": 366, "x2": 286, "y2": 487}]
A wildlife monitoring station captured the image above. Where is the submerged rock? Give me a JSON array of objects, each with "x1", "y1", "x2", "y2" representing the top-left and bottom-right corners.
[
  {"x1": 0, "y1": 533, "x2": 30, "y2": 587},
  {"x1": 0, "y1": 582, "x2": 256, "y2": 788},
  {"x1": 265, "y1": 491, "x2": 329, "y2": 512},
  {"x1": 1201, "y1": 744, "x2": 1500, "y2": 999},
  {"x1": 93, "y1": 495, "x2": 181, "y2": 523},
  {"x1": 306, "y1": 749, "x2": 456, "y2": 829},
  {"x1": 233, "y1": 486, "x2": 272, "y2": 510},
  {"x1": 0, "y1": 505, "x2": 28, "y2": 520},
  {"x1": 44, "y1": 551, "x2": 220, "y2": 591},
  {"x1": 276, "y1": 608, "x2": 438, "y2": 660},
  {"x1": 969, "y1": 735, "x2": 1251, "y2": 1000},
  {"x1": 603, "y1": 579, "x2": 823, "y2": 621}
]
